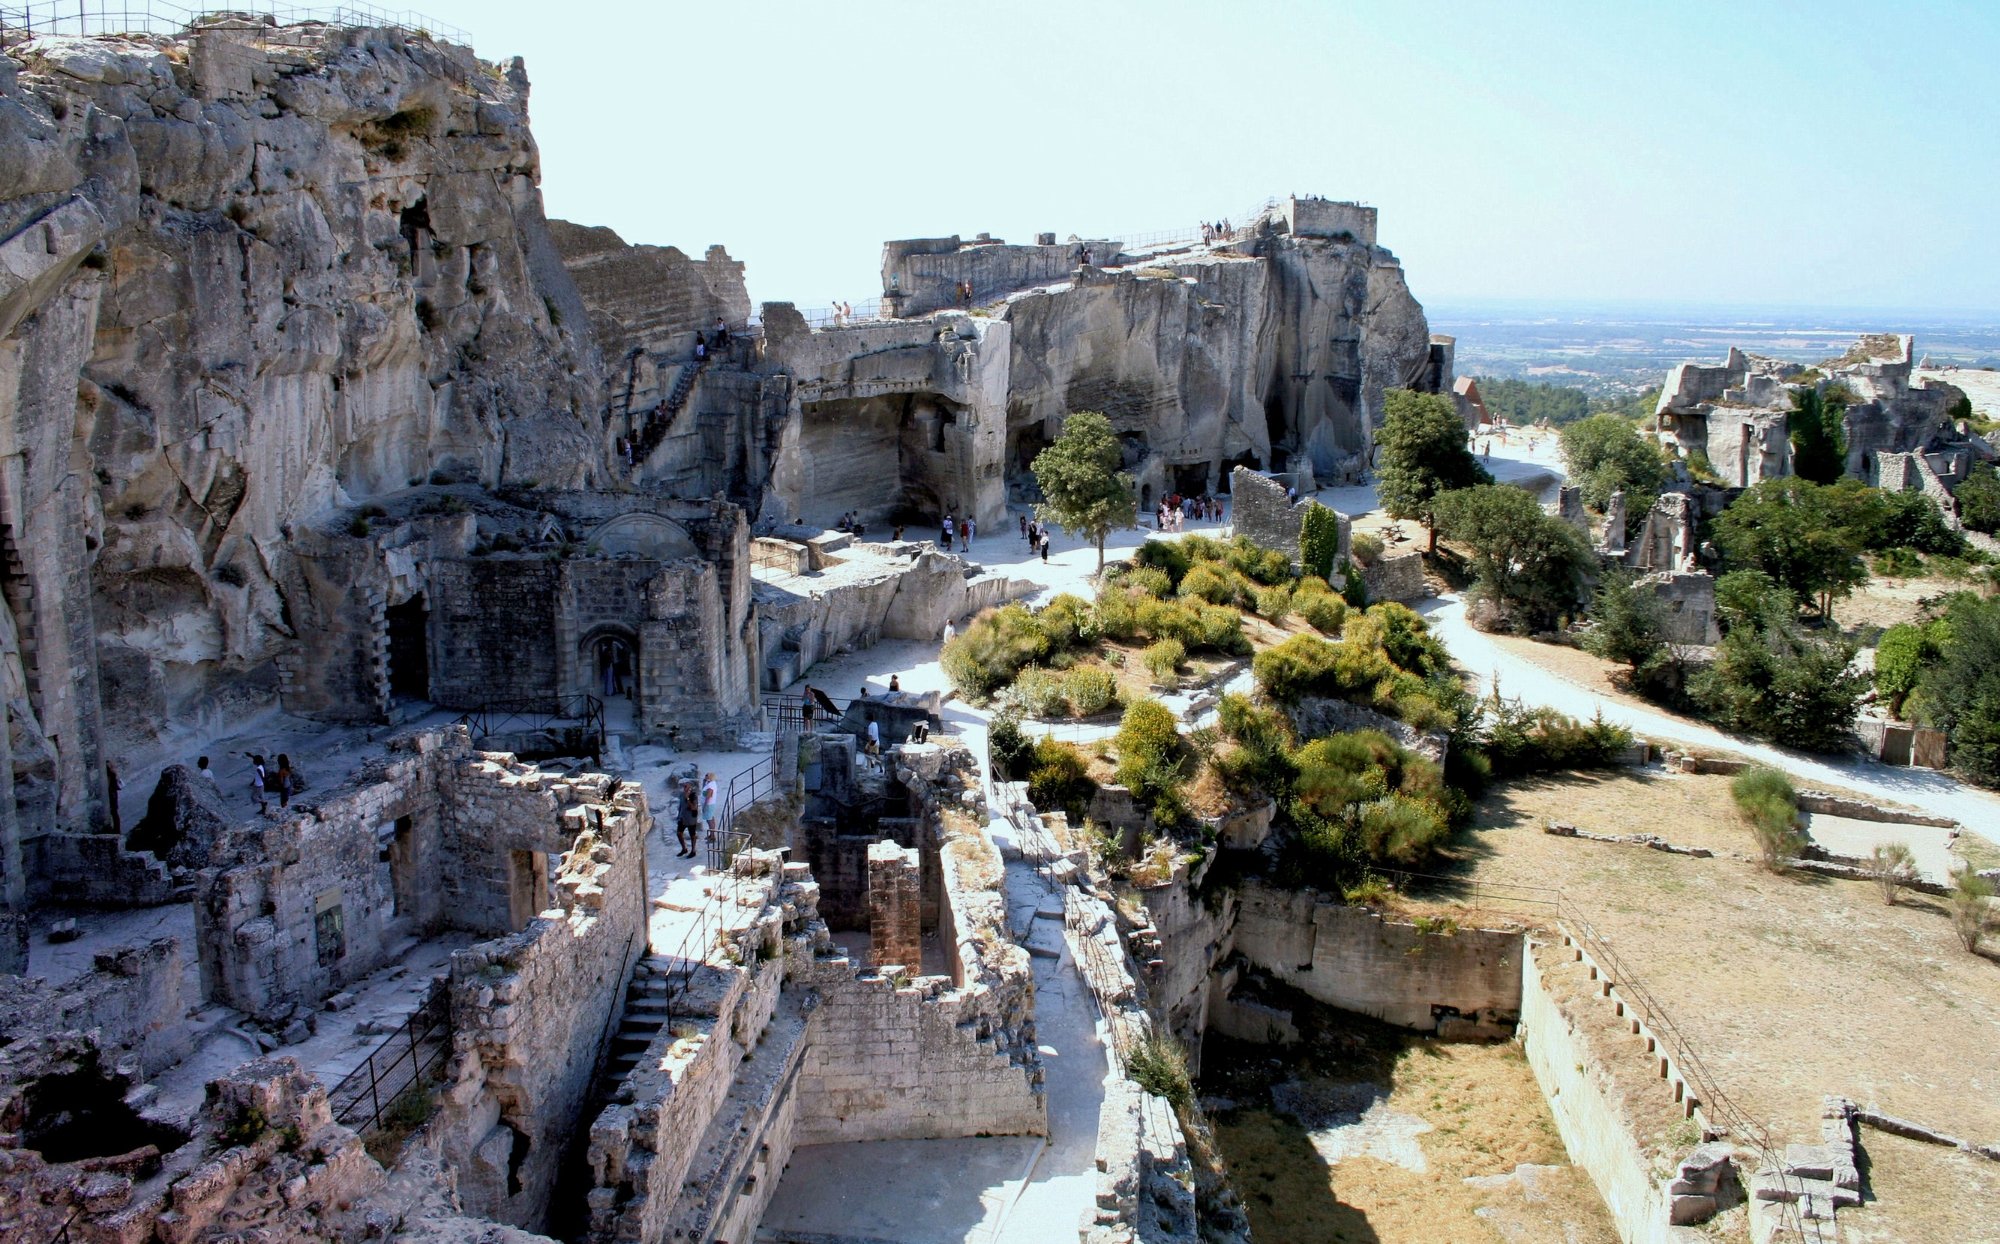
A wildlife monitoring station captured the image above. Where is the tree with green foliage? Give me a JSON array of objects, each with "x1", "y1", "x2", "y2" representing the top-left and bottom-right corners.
[
  {"x1": 1431, "y1": 484, "x2": 1593, "y2": 633},
  {"x1": 1954, "y1": 462, "x2": 2000, "y2": 535},
  {"x1": 1559, "y1": 414, "x2": 1666, "y2": 510},
  {"x1": 1031, "y1": 410, "x2": 1136, "y2": 571},
  {"x1": 1689, "y1": 594, "x2": 1867, "y2": 751},
  {"x1": 1730, "y1": 766, "x2": 1803, "y2": 870},
  {"x1": 1582, "y1": 568, "x2": 1667, "y2": 671},
  {"x1": 1711, "y1": 478, "x2": 1866, "y2": 617},
  {"x1": 1298, "y1": 501, "x2": 1341, "y2": 580},
  {"x1": 1875, "y1": 618, "x2": 1947, "y2": 719},
  {"x1": 1473, "y1": 377, "x2": 1591, "y2": 427},
  {"x1": 1912, "y1": 592, "x2": 2000, "y2": 787},
  {"x1": 1376, "y1": 390, "x2": 1492, "y2": 551},
  {"x1": 1787, "y1": 387, "x2": 1849, "y2": 484}
]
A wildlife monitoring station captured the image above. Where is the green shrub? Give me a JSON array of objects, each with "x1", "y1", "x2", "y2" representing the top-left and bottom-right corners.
[
  {"x1": 1355, "y1": 796, "x2": 1449, "y2": 865},
  {"x1": 1115, "y1": 699, "x2": 1187, "y2": 823},
  {"x1": 1299, "y1": 592, "x2": 1346, "y2": 633},
  {"x1": 1872, "y1": 547, "x2": 1926, "y2": 578},
  {"x1": 1479, "y1": 698, "x2": 1633, "y2": 777},
  {"x1": 1255, "y1": 584, "x2": 1294, "y2": 622},
  {"x1": 1350, "y1": 531, "x2": 1385, "y2": 567},
  {"x1": 1010, "y1": 666, "x2": 1069, "y2": 718},
  {"x1": 1142, "y1": 638, "x2": 1185, "y2": 686},
  {"x1": 1224, "y1": 535, "x2": 1294, "y2": 585},
  {"x1": 1341, "y1": 559, "x2": 1370, "y2": 608},
  {"x1": 1179, "y1": 562, "x2": 1247, "y2": 607},
  {"x1": 1875, "y1": 619, "x2": 1945, "y2": 718},
  {"x1": 1125, "y1": 566, "x2": 1175, "y2": 599},
  {"x1": 989, "y1": 712, "x2": 1033, "y2": 780},
  {"x1": 1133, "y1": 540, "x2": 1191, "y2": 588},
  {"x1": 1192, "y1": 603, "x2": 1250, "y2": 654},
  {"x1": 1094, "y1": 586, "x2": 1141, "y2": 641},
  {"x1": 1365, "y1": 603, "x2": 1449, "y2": 677},
  {"x1": 1294, "y1": 573, "x2": 1332, "y2": 597},
  {"x1": 1299, "y1": 503, "x2": 1342, "y2": 579},
  {"x1": 1027, "y1": 740, "x2": 1094, "y2": 820},
  {"x1": 1062, "y1": 664, "x2": 1117, "y2": 716},
  {"x1": 1343, "y1": 875, "x2": 1393, "y2": 906},
  {"x1": 940, "y1": 604, "x2": 1050, "y2": 698},
  {"x1": 1253, "y1": 634, "x2": 1340, "y2": 703},
  {"x1": 1040, "y1": 593, "x2": 1094, "y2": 650},
  {"x1": 1126, "y1": 1031, "x2": 1193, "y2": 1111},
  {"x1": 1730, "y1": 766, "x2": 1802, "y2": 870},
  {"x1": 1136, "y1": 597, "x2": 1203, "y2": 646},
  {"x1": 1950, "y1": 870, "x2": 1994, "y2": 953}
]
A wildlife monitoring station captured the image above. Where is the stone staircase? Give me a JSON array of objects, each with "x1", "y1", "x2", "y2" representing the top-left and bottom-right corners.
[
  {"x1": 628, "y1": 353, "x2": 709, "y2": 470},
  {"x1": 604, "y1": 955, "x2": 677, "y2": 1087}
]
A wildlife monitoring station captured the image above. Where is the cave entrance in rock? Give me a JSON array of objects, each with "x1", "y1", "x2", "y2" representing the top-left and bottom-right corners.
[
  {"x1": 1171, "y1": 461, "x2": 1211, "y2": 496},
  {"x1": 385, "y1": 595, "x2": 429, "y2": 704}
]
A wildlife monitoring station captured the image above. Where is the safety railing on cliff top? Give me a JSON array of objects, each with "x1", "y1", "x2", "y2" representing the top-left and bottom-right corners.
[{"x1": 0, "y1": 1, "x2": 469, "y2": 46}]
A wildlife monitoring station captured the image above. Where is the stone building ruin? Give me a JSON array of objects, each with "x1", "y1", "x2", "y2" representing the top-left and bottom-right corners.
[{"x1": 0, "y1": 11, "x2": 1504, "y2": 1244}]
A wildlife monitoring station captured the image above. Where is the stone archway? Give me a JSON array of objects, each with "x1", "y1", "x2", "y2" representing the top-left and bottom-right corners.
[{"x1": 585, "y1": 512, "x2": 700, "y2": 561}]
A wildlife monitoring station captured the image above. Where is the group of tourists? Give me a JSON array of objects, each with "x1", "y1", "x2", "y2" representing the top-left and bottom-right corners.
[
  {"x1": 248, "y1": 752, "x2": 300, "y2": 816},
  {"x1": 1200, "y1": 219, "x2": 1234, "y2": 246},
  {"x1": 953, "y1": 280, "x2": 974, "y2": 307},
  {"x1": 1155, "y1": 491, "x2": 1223, "y2": 532},
  {"x1": 671, "y1": 772, "x2": 721, "y2": 858},
  {"x1": 829, "y1": 300, "x2": 856, "y2": 327},
  {"x1": 835, "y1": 512, "x2": 870, "y2": 539},
  {"x1": 1019, "y1": 514, "x2": 1054, "y2": 562},
  {"x1": 939, "y1": 513, "x2": 975, "y2": 552}
]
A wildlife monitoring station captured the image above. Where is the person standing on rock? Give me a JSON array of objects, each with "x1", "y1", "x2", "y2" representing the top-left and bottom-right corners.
[
  {"x1": 940, "y1": 514, "x2": 954, "y2": 550},
  {"x1": 675, "y1": 779, "x2": 700, "y2": 858},
  {"x1": 249, "y1": 754, "x2": 269, "y2": 815},
  {"x1": 701, "y1": 772, "x2": 720, "y2": 843}
]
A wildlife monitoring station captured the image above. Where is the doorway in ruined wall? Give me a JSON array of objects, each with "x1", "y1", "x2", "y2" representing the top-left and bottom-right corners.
[
  {"x1": 385, "y1": 595, "x2": 430, "y2": 704},
  {"x1": 507, "y1": 849, "x2": 548, "y2": 930},
  {"x1": 585, "y1": 631, "x2": 639, "y2": 734},
  {"x1": 375, "y1": 814, "x2": 422, "y2": 936}
]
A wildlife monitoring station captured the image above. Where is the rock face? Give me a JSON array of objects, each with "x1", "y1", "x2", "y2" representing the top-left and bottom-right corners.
[
  {"x1": 976, "y1": 222, "x2": 1435, "y2": 493},
  {"x1": 0, "y1": 26, "x2": 604, "y2": 830}
]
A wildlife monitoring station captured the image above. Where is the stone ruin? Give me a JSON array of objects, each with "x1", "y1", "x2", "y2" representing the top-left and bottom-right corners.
[
  {"x1": 1653, "y1": 332, "x2": 1992, "y2": 505},
  {"x1": 0, "y1": 12, "x2": 1492, "y2": 1244}
]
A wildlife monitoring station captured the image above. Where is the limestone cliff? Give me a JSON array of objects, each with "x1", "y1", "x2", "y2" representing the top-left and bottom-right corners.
[
  {"x1": 0, "y1": 24, "x2": 603, "y2": 818},
  {"x1": 999, "y1": 234, "x2": 1434, "y2": 493}
]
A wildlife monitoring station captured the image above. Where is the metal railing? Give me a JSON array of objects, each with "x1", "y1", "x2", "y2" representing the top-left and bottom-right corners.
[
  {"x1": 327, "y1": 981, "x2": 450, "y2": 1133},
  {"x1": 456, "y1": 693, "x2": 604, "y2": 757},
  {"x1": 800, "y1": 298, "x2": 886, "y2": 330},
  {"x1": 765, "y1": 692, "x2": 852, "y2": 733},
  {"x1": 44, "y1": 1207, "x2": 80, "y2": 1244},
  {"x1": 0, "y1": 0, "x2": 470, "y2": 45}
]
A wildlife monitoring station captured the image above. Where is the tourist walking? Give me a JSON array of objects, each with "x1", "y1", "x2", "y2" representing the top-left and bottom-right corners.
[
  {"x1": 941, "y1": 514, "x2": 954, "y2": 549},
  {"x1": 675, "y1": 780, "x2": 699, "y2": 858},
  {"x1": 1039, "y1": 532, "x2": 1051, "y2": 562},
  {"x1": 961, "y1": 517, "x2": 973, "y2": 551},
  {"x1": 801, "y1": 683, "x2": 817, "y2": 731},
  {"x1": 701, "y1": 772, "x2": 720, "y2": 842},
  {"x1": 249, "y1": 754, "x2": 269, "y2": 814},
  {"x1": 1018, "y1": 514, "x2": 1028, "y2": 539},
  {"x1": 865, "y1": 719, "x2": 881, "y2": 756},
  {"x1": 197, "y1": 755, "x2": 218, "y2": 790},
  {"x1": 274, "y1": 754, "x2": 295, "y2": 810}
]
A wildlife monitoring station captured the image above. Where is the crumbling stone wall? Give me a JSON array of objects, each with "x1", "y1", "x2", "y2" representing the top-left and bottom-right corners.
[
  {"x1": 1360, "y1": 550, "x2": 1425, "y2": 603},
  {"x1": 193, "y1": 726, "x2": 577, "y2": 1019},
  {"x1": 1230, "y1": 887, "x2": 1523, "y2": 1038},
  {"x1": 867, "y1": 841, "x2": 922, "y2": 970},
  {"x1": 433, "y1": 769, "x2": 648, "y2": 1230},
  {"x1": 0, "y1": 936, "x2": 187, "y2": 1076}
]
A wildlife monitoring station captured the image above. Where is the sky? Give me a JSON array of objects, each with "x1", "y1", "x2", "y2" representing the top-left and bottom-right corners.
[{"x1": 419, "y1": 0, "x2": 2000, "y2": 315}]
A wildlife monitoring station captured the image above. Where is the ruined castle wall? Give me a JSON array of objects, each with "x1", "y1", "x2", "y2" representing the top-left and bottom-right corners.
[
  {"x1": 883, "y1": 236, "x2": 1099, "y2": 317},
  {"x1": 0, "y1": 935, "x2": 188, "y2": 1075},
  {"x1": 437, "y1": 771, "x2": 648, "y2": 1230},
  {"x1": 1282, "y1": 197, "x2": 1377, "y2": 245},
  {"x1": 1231, "y1": 886, "x2": 1524, "y2": 1035},
  {"x1": 429, "y1": 558, "x2": 566, "y2": 707}
]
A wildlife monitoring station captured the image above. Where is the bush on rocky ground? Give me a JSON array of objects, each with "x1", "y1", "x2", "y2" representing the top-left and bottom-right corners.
[{"x1": 1730, "y1": 766, "x2": 1803, "y2": 870}]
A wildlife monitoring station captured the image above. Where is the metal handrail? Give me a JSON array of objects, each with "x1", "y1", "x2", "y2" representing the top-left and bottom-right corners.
[
  {"x1": 455, "y1": 693, "x2": 604, "y2": 756},
  {"x1": 0, "y1": 0, "x2": 470, "y2": 44},
  {"x1": 327, "y1": 981, "x2": 449, "y2": 1132},
  {"x1": 764, "y1": 692, "x2": 854, "y2": 733}
]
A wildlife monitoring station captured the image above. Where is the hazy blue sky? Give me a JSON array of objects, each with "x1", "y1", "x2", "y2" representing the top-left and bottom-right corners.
[{"x1": 426, "y1": 0, "x2": 1998, "y2": 314}]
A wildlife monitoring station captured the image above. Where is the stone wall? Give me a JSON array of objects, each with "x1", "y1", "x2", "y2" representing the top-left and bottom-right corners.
[
  {"x1": 1360, "y1": 550, "x2": 1425, "y2": 603},
  {"x1": 882, "y1": 235, "x2": 1105, "y2": 317},
  {"x1": 0, "y1": 935, "x2": 187, "y2": 1075},
  {"x1": 1230, "y1": 887, "x2": 1523, "y2": 1037},
  {"x1": 1519, "y1": 942, "x2": 1683, "y2": 1244},
  {"x1": 433, "y1": 769, "x2": 648, "y2": 1231},
  {"x1": 1227, "y1": 467, "x2": 1349, "y2": 569},
  {"x1": 1282, "y1": 196, "x2": 1378, "y2": 245},
  {"x1": 867, "y1": 841, "x2": 922, "y2": 970},
  {"x1": 192, "y1": 726, "x2": 579, "y2": 1019}
]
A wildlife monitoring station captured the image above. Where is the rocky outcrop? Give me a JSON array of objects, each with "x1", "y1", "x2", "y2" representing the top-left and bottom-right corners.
[
  {"x1": 999, "y1": 228, "x2": 1433, "y2": 493},
  {"x1": 0, "y1": 25, "x2": 604, "y2": 828}
]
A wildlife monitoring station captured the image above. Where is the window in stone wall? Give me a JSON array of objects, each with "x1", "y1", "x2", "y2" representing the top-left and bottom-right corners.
[{"x1": 315, "y1": 902, "x2": 347, "y2": 968}]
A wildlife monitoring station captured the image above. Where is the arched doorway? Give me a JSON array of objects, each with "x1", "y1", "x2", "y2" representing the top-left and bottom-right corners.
[{"x1": 592, "y1": 636, "x2": 635, "y2": 701}]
